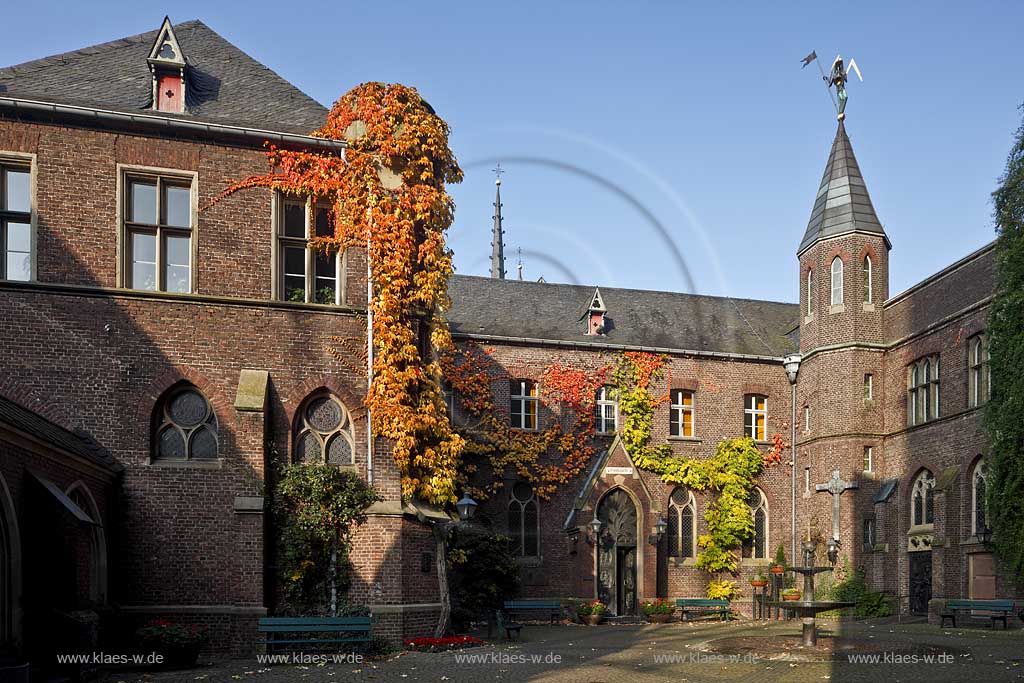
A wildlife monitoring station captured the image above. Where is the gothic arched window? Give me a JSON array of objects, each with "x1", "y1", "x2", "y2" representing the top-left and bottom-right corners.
[
  {"x1": 863, "y1": 255, "x2": 873, "y2": 303},
  {"x1": 153, "y1": 384, "x2": 218, "y2": 461},
  {"x1": 508, "y1": 482, "x2": 539, "y2": 557},
  {"x1": 666, "y1": 488, "x2": 696, "y2": 559},
  {"x1": 742, "y1": 488, "x2": 768, "y2": 559},
  {"x1": 294, "y1": 392, "x2": 356, "y2": 465},
  {"x1": 911, "y1": 470, "x2": 935, "y2": 527},
  {"x1": 594, "y1": 385, "x2": 617, "y2": 434},
  {"x1": 830, "y1": 257, "x2": 844, "y2": 306},
  {"x1": 971, "y1": 460, "x2": 987, "y2": 537},
  {"x1": 806, "y1": 269, "x2": 814, "y2": 316}
]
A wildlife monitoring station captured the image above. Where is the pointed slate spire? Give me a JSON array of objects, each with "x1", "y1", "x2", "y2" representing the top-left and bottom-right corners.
[
  {"x1": 490, "y1": 175, "x2": 506, "y2": 279},
  {"x1": 797, "y1": 120, "x2": 889, "y2": 255}
]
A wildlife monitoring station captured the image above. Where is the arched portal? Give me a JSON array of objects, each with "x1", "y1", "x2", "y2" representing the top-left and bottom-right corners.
[
  {"x1": 65, "y1": 482, "x2": 107, "y2": 607},
  {"x1": 0, "y1": 473, "x2": 22, "y2": 650},
  {"x1": 596, "y1": 489, "x2": 639, "y2": 616}
]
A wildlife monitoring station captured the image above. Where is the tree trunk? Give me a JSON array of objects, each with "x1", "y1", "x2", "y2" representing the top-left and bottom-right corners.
[{"x1": 434, "y1": 531, "x2": 450, "y2": 638}]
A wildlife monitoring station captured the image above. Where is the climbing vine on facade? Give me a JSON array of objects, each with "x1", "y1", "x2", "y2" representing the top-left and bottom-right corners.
[{"x1": 210, "y1": 82, "x2": 465, "y2": 504}]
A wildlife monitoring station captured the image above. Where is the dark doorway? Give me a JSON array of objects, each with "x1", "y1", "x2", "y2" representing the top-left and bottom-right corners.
[
  {"x1": 909, "y1": 551, "x2": 932, "y2": 615},
  {"x1": 596, "y1": 490, "x2": 638, "y2": 616}
]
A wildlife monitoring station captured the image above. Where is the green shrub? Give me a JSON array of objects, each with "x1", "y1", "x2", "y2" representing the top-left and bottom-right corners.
[{"x1": 446, "y1": 528, "x2": 520, "y2": 631}]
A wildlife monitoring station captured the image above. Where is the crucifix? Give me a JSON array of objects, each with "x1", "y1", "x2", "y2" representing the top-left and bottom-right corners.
[{"x1": 815, "y1": 470, "x2": 858, "y2": 543}]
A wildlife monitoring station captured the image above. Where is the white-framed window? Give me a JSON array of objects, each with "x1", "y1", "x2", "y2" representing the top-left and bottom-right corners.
[
  {"x1": 508, "y1": 481, "x2": 539, "y2": 557},
  {"x1": 830, "y1": 256, "x2": 844, "y2": 306},
  {"x1": 968, "y1": 334, "x2": 989, "y2": 408},
  {"x1": 803, "y1": 405, "x2": 810, "y2": 433},
  {"x1": 863, "y1": 446, "x2": 873, "y2": 473},
  {"x1": 741, "y1": 487, "x2": 768, "y2": 559},
  {"x1": 806, "y1": 269, "x2": 814, "y2": 316},
  {"x1": 121, "y1": 169, "x2": 195, "y2": 293},
  {"x1": 908, "y1": 355, "x2": 940, "y2": 425},
  {"x1": 971, "y1": 460, "x2": 987, "y2": 537},
  {"x1": 510, "y1": 379, "x2": 538, "y2": 430},
  {"x1": 666, "y1": 487, "x2": 696, "y2": 559},
  {"x1": 1, "y1": 160, "x2": 32, "y2": 281},
  {"x1": 744, "y1": 394, "x2": 767, "y2": 441},
  {"x1": 594, "y1": 385, "x2": 617, "y2": 434},
  {"x1": 863, "y1": 255, "x2": 873, "y2": 303},
  {"x1": 911, "y1": 470, "x2": 935, "y2": 527},
  {"x1": 864, "y1": 373, "x2": 873, "y2": 401},
  {"x1": 276, "y1": 194, "x2": 346, "y2": 304},
  {"x1": 669, "y1": 389, "x2": 694, "y2": 438}
]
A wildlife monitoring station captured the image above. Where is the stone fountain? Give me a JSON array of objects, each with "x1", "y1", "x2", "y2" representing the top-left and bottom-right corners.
[{"x1": 771, "y1": 540, "x2": 854, "y2": 646}]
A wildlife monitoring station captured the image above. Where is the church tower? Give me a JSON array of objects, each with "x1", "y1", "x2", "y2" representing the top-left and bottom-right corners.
[{"x1": 795, "y1": 119, "x2": 890, "y2": 563}]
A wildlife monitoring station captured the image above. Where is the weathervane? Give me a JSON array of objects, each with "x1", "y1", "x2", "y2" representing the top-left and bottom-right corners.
[{"x1": 801, "y1": 51, "x2": 863, "y2": 120}]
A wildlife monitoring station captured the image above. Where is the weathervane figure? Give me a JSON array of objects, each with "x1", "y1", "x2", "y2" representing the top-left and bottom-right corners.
[{"x1": 801, "y1": 51, "x2": 863, "y2": 120}]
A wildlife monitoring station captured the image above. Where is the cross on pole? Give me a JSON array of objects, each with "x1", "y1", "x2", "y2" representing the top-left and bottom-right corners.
[
  {"x1": 815, "y1": 470, "x2": 858, "y2": 542},
  {"x1": 492, "y1": 162, "x2": 504, "y2": 180}
]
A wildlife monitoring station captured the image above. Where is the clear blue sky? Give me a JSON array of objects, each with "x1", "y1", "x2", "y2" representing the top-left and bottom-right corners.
[{"x1": 4, "y1": 1, "x2": 1023, "y2": 302}]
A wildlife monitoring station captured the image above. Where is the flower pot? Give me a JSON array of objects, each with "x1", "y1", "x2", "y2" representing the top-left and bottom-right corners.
[
  {"x1": 749, "y1": 580, "x2": 768, "y2": 588},
  {"x1": 782, "y1": 593, "x2": 801, "y2": 602},
  {"x1": 770, "y1": 565, "x2": 785, "y2": 575},
  {"x1": 646, "y1": 613, "x2": 672, "y2": 623},
  {"x1": 585, "y1": 614, "x2": 604, "y2": 625}
]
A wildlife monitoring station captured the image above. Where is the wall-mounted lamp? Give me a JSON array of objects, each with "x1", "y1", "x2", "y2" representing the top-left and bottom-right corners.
[
  {"x1": 648, "y1": 516, "x2": 668, "y2": 545},
  {"x1": 586, "y1": 517, "x2": 602, "y2": 545}
]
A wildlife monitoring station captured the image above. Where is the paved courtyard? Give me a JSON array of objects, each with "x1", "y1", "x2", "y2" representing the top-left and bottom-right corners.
[{"x1": 126, "y1": 618, "x2": 1024, "y2": 683}]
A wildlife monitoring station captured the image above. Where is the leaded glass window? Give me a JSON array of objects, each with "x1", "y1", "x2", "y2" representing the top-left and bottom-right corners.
[
  {"x1": 508, "y1": 482, "x2": 539, "y2": 557},
  {"x1": 911, "y1": 470, "x2": 935, "y2": 527},
  {"x1": 741, "y1": 488, "x2": 768, "y2": 559},
  {"x1": 154, "y1": 385, "x2": 218, "y2": 461},
  {"x1": 830, "y1": 257, "x2": 844, "y2": 306},
  {"x1": 908, "y1": 356, "x2": 940, "y2": 425},
  {"x1": 294, "y1": 392, "x2": 356, "y2": 465},
  {"x1": 667, "y1": 487, "x2": 695, "y2": 559},
  {"x1": 972, "y1": 460, "x2": 987, "y2": 537}
]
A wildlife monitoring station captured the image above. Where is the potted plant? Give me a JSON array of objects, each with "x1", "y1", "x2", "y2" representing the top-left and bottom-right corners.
[
  {"x1": 136, "y1": 619, "x2": 208, "y2": 668},
  {"x1": 749, "y1": 572, "x2": 768, "y2": 588},
  {"x1": 770, "y1": 543, "x2": 788, "y2": 574},
  {"x1": 577, "y1": 600, "x2": 608, "y2": 625},
  {"x1": 641, "y1": 598, "x2": 675, "y2": 623},
  {"x1": 782, "y1": 588, "x2": 802, "y2": 602}
]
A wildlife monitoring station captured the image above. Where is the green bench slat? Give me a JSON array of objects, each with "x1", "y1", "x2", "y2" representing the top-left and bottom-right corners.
[
  {"x1": 260, "y1": 618, "x2": 372, "y2": 626},
  {"x1": 504, "y1": 602, "x2": 560, "y2": 608},
  {"x1": 259, "y1": 624, "x2": 371, "y2": 633},
  {"x1": 945, "y1": 600, "x2": 1014, "y2": 611},
  {"x1": 676, "y1": 599, "x2": 729, "y2": 606}
]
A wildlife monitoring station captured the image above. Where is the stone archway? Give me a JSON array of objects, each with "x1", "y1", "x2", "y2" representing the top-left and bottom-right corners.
[
  {"x1": 596, "y1": 489, "x2": 639, "y2": 616},
  {"x1": 65, "y1": 482, "x2": 107, "y2": 607},
  {"x1": 0, "y1": 473, "x2": 22, "y2": 650}
]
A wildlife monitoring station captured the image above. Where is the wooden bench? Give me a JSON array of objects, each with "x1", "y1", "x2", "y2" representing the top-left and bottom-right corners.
[
  {"x1": 258, "y1": 616, "x2": 373, "y2": 651},
  {"x1": 676, "y1": 598, "x2": 732, "y2": 621},
  {"x1": 503, "y1": 600, "x2": 562, "y2": 624},
  {"x1": 940, "y1": 599, "x2": 1015, "y2": 629}
]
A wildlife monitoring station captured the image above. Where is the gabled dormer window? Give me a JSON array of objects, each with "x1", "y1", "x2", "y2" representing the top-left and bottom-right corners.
[{"x1": 147, "y1": 17, "x2": 187, "y2": 114}]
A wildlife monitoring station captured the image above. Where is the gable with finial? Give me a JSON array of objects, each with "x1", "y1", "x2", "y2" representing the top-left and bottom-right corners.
[
  {"x1": 581, "y1": 287, "x2": 607, "y2": 335},
  {"x1": 147, "y1": 17, "x2": 187, "y2": 113}
]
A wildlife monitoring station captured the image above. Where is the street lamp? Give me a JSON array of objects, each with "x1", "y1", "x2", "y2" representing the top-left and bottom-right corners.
[
  {"x1": 586, "y1": 517, "x2": 603, "y2": 545},
  {"x1": 783, "y1": 353, "x2": 802, "y2": 566},
  {"x1": 456, "y1": 492, "x2": 478, "y2": 522}
]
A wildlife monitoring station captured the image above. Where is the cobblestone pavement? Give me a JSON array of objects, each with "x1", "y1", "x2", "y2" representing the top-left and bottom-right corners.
[{"x1": 126, "y1": 619, "x2": 1024, "y2": 683}]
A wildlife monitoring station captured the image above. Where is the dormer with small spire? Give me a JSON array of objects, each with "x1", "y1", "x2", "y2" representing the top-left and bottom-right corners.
[
  {"x1": 147, "y1": 17, "x2": 187, "y2": 114},
  {"x1": 582, "y1": 288, "x2": 607, "y2": 335}
]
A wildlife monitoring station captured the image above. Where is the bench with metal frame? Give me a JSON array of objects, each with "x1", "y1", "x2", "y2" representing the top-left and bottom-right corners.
[
  {"x1": 940, "y1": 599, "x2": 1016, "y2": 629},
  {"x1": 258, "y1": 616, "x2": 373, "y2": 651},
  {"x1": 675, "y1": 598, "x2": 732, "y2": 621}
]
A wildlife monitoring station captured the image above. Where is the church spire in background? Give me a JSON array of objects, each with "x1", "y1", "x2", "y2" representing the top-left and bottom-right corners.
[{"x1": 490, "y1": 164, "x2": 506, "y2": 279}]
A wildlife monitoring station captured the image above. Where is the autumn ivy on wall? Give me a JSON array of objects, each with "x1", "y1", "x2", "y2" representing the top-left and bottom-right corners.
[{"x1": 210, "y1": 82, "x2": 465, "y2": 504}]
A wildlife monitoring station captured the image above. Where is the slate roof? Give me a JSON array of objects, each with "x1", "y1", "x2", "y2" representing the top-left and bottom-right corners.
[
  {"x1": 0, "y1": 20, "x2": 328, "y2": 135},
  {"x1": 447, "y1": 275, "x2": 799, "y2": 357},
  {"x1": 0, "y1": 393, "x2": 120, "y2": 472},
  {"x1": 797, "y1": 120, "x2": 888, "y2": 255}
]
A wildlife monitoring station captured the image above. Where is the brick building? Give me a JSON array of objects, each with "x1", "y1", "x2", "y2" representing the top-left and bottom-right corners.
[{"x1": 0, "y1": 16, "x2": 1017, "y2": 663}]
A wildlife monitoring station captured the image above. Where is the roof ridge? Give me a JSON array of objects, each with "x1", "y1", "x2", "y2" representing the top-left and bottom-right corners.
[{"x1": 0, "y1": 20, "x2": 204, "y2": 75}]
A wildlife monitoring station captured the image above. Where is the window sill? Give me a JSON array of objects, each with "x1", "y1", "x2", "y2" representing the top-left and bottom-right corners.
[
  {"x1": 667, "y1": 557, "x2": 697, "y2": 567},
  {"x1": 803, "y1": 315, "x2": 814, "y2": 324},
  {"x1": 147, "y1": 458, "x2": 224, "y2": 469},
  {"x1": 667, "y1": 436, "x2": 701, "y2": 443},
  {"x1": 861, "y1": 470, "x2": 878, "y2": 480},
  {"x1": 862, "y1": 302, "x2": 875, "y2": 312},
  {"x1": 829, "y1": 304, "x2": 845, "y2": 314},
  {"x1": 907, "y1": 524, "x2": 934, "y2": 536}
]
